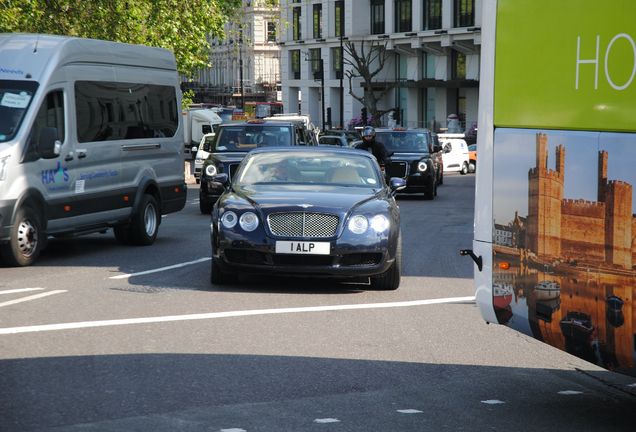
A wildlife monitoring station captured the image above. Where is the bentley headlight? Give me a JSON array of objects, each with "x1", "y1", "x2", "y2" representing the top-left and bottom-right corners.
[
  {"x1": 239, "y1": 212, "x2": 259, "y2": 232},
  {"x1": 205, "y1": 164, "x2": 217, "y2": 177},
  {"x1": 417, "y1": 160, "x2": 428, "y2": 172},
  {"x1": 370, "y1": 215, "x2": 389, "y2": 232},
  {"x1": 221, "y1": 211, "x2": 237, "y2": 228},
  {"x1": 348, "y1": 215, "x2": 369, "y2": 234}
]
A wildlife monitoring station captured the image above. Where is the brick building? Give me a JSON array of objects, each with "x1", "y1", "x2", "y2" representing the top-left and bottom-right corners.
[{"x1": 526, "y1": 133, "x2": 635, "y2": 269}]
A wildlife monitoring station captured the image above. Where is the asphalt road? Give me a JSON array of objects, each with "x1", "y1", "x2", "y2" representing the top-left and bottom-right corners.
[{"x1": 1, "y1": 172, "x2": 635, "y2": 431}]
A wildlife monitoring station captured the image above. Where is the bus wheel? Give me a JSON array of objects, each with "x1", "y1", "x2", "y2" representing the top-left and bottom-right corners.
[{"x1": 1, "y1": 207, "x2": 42, "y2": 267}]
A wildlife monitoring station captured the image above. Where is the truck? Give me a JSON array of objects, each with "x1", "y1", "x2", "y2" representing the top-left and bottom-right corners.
[{"x1": 182, "y1": 108, "x2": 222, "y2": 156}]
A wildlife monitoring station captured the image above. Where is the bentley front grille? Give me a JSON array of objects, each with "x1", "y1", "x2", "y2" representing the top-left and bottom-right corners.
[{"x1": 268, "y1": 212, "x2": 339, "y2": 237}]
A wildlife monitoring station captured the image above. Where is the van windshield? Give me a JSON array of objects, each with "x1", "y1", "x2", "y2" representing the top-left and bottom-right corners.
[
  {"x1": 0, "y1": 80, "x2": 39, "y2": 143},
  {"x1": 214, "y1": 125, "x2": 292, "y2": 151}
]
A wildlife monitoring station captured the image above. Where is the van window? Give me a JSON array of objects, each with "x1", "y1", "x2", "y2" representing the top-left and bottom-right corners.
[
  {"x1": 23, "y1": 90, "x2": 65, "y2": 163},
  {"x1": 0, "y1": 80, "x2": 39, "y2": 143},
  {"x1": 75, "y1": 81, "x2": 178, "y2": 142}
]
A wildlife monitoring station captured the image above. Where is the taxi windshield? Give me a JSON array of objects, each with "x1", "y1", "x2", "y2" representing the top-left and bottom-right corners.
[
  {"x1": 375, "y1": 131, "x2": 431, "y2": 153},
  {"x1": 214, "y1": 125, "x2": 292, "y2": 151},
  {"x1": 0, "y1": 80, "x2": 39, "y2": 143}
]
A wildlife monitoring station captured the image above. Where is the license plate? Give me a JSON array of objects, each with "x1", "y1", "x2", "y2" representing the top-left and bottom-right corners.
[{"x1": 275, "y1": 241, "x2": 330, "y2": 255}]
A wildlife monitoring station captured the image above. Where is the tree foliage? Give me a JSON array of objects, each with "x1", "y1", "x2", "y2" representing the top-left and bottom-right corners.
[
  {"x1": 343, "y1": 41, "x2": 395, "y2": 127},
  {"x1": 0, "y1": 0, "x2": 242, "y2": 76}
]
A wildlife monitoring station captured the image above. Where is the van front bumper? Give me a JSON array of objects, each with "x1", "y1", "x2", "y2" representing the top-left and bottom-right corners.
[{"x1": 0, "y1": 199, "x2": 16, "y2": 243}]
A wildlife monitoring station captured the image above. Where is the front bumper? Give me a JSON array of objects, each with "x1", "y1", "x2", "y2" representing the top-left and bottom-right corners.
[
  {"x1": 212, "y1": 227, "x2": 396, "y2": 278},
  {"x1": 0, "y1": 198, "x2": 16, "y2": 243}
]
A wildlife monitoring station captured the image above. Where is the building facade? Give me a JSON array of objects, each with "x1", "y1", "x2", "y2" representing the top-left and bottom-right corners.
[
  {"x1": 279, "y1": 0, "x2": 481, "y2": 130},
  {"x1": 182, "y1": 2, "x2": 282, "y2": 108}
]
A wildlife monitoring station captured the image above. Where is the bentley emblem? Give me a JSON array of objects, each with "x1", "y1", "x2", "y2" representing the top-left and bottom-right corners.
[{"x1": 297, "y1": 204, "x2": 313, "y2": 208}]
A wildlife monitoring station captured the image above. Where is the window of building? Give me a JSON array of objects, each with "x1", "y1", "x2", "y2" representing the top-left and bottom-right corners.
[
  {"x1": 452, "y1": 51, "x2": 466, "y2": 79},
  {"x1": 335, "y1": 1, "x2": 344, "y2": 37},
  {"x1": 291, "y1": 50, "x2": 301, "y2": 80},
  {"x1": 293, "y1": 7, "x2": 302, "y2": 40},
  {"x1": 422, "y1": 52, "x2": 435, "y2": 79},
  {"x1": 454, "y1": 0, "x2": 475, "y2": 28},
  {"x1": 370, "y1": 0, "x2": 385, "y2": 35},
  {"x1": 313, "y1": 4, "x2": 322, "y2": 39},
  {"x1": 425, "y1": 0, "x2": 442, "y2": 30},
  {"x1": 395, "y1": 0, "x2": 412, "y2": 33},
  {"x1": 267, "y1": 22, "x2": 276, "y2": 42},
  {"x1": 310, "y1": 48, "x2": 322, "y2": 79},
  {"x1": 332, "y1": 47, "x2": 343, "y2": 79}
]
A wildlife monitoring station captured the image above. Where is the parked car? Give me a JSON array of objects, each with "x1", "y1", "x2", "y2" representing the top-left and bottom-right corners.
[
  {"x1": 194, "y1": 133, "x2": 215, "y2": 184},
  {"x1": 209, "y1": 146, "x2": 406, "y2": 289},
  {"x1": 438, "y1": 133, "x2": 470, "y2": 175},
  {"x1": 374, "y1": 128, "x2": 440, "y2": 199},
  {"x1": 468, "y1": 143, "x2": 477, "y2": 173},
  {"x1": 318, "y1": 135, "x2": 350, "y2": 147},
  {"x1": 431, "y1": 132, "x2": 444, "y2": 185},
  {"x1": 199, "y1": 119, "x2": 318, "y2": 213}
]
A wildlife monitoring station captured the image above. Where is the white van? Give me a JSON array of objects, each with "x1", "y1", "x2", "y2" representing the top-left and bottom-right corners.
[
  {"x1": 438, "y1": 133, "x2": 470, "y2": 174},
  {"x1": 0, "y1": 34, "x2": 187, "y2": 266}
]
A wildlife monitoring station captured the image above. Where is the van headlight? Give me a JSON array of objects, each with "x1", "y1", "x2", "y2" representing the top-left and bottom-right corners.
[
  {"x1": 0, "y1": 155, "x2": 9, "y2": 181},
  {"x1": 205, "y1": 164, "x2": 217, "y2": 177}
]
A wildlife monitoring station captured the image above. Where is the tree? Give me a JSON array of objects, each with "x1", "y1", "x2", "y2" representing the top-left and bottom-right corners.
[
  {"x1": 0, "y1": 0, "x2": 241, "y2": 76},
  {"x1": 343, "y1": 40, "x2": 395, "y2": 127}
]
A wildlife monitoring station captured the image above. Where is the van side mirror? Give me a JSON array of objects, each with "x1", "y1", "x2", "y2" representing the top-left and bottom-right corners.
[
  {"x1": 202, "y1": 125, "x2": 212, "y2": 134},
  {"x1": 39, "y1": 127, "x2": 62, "y2": 159}
]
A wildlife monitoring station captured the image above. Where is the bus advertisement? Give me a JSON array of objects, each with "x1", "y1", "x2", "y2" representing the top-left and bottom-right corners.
[{"x1": 469, "y1": 0, "x2": 636, "y2": 377}]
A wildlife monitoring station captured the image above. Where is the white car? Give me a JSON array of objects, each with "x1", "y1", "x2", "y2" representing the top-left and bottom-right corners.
[
  {"x1": 194, "y1": 133, "x2": 215, "y2": 184},
  {"x1": 439, "y1": 134, "x2": 469, "y2": 175}
]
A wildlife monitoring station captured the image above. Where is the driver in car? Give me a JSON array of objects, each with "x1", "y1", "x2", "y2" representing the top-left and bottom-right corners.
[{"x1": 259, "y1": 159, "x2": 290, "y2": 182}]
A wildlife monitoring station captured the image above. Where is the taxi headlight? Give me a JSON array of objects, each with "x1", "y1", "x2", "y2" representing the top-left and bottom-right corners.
[
  {"x1": 348, "y1": 215, "x2": 369, "y2": 234},
  {"x1": 195, "y1": 157, "x2": 205, "y2": 164},
  {"x1": 239, "y1": 212, "x2": 259, "y2": 232},
  {"x1": 221, "y1": 211, "x2": 237, "y2": 228},
  {"x1": 205, "y1": 164, "x2": 217, "y2": 177},
  {"x1": 417, "y1": 161, "x2": 428, "y2": 172},
  {"x1": 370, "y1": 215, "x2": 389, "y2": 232}
]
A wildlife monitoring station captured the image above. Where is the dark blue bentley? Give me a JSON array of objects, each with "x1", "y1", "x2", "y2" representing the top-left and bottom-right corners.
[{"x1": 209, "y1": 147, "x2": 406, "y2": 290}]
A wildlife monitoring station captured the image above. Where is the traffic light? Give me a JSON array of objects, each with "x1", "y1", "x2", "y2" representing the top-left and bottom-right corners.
[{"x1": 361, "y1": 107, "x2": 367, "y2": 125}]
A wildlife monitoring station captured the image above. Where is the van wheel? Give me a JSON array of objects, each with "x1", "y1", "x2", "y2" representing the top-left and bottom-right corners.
[
  {"x1": 460, "y1": 162, "x2": 469, "y2": 175},
  {"x1": 469, "y1": 161, "x2": 476, "y2": 173},
  {"x1": 1, "y1": 207, "x2": 42, "y2": 267},
  {"x1": 130, "y1": 194, "x2": 159, "y2": 245}
]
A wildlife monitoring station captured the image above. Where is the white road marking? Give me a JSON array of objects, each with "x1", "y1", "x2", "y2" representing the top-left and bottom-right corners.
[
  {"x1": 0, "y1": 296, "x2": 475, "y2": 335},
  {"x1": 109, "y1": 257, "x2": 211, "y2": 279},
  {"x1": 0, "y1": 288, "x2": 45, "y2": 295},
  {"x1": 314, "y1": 418, "x2": 340, "y2": 423},
  {"x1": 220, "y1": 429, "x2": 247, "y2": 432},
  {"x1": 397, "y1": 409, "x2": 423, "y2": 414},
  {"x1": 0, "y1": 290, "x2": 67, "y2": 308},
  {"x1": 558, "y1": 390, "x2": 583, "y2": 395},
  {"x1": 481, "y1": 400, "x2": 505, "y2": 404}
]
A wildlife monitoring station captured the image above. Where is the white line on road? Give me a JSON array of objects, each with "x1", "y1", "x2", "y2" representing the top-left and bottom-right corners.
[
  {"x1": 0, "y1": 288, "x2": 45, "y2": 295},
  {"x1": 109, "y1": 257, "x2": 211, "y2": 279},
  {"x1": 0, "y1": 296, "x2": 475, "y2": 335},
  {"x1": 0, "y1": 290, "x2": 67, "y2": 308}
]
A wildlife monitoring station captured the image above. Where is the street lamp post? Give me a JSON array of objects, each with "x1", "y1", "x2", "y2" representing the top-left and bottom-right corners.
[
  {"x1": 339, "y1": 36, "x2": 348, "y2": 129},
  {"x1": 239, "y1": 40, "x2": 245, "y2": 113}
]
